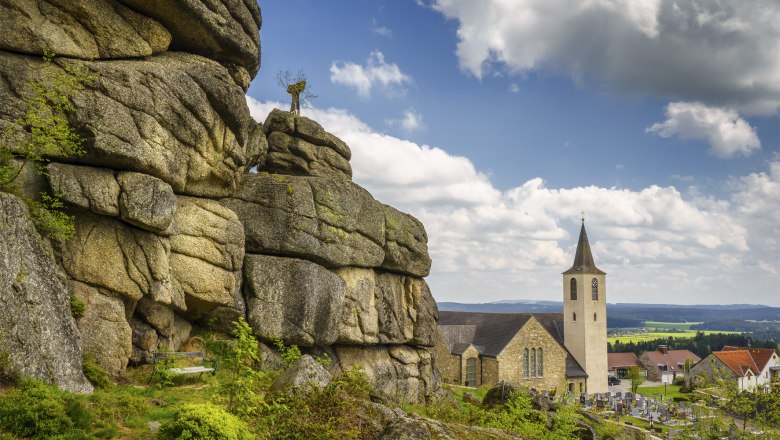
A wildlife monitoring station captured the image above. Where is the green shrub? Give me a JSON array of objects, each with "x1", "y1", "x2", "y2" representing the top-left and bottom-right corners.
[
  {"x1": 0, "y1": 379, "x2": 81, "y2": 438},
  {"x1": 82, "y1": 354, "x2": 111, "y2": 389},
  {"x1": 271, "y1": 337, "x2": 301, "y2": 368},
  {"x1": 69, "y1": 296, "x2": 85, "y2": 319},
  {"x1": 0, "y1": 350, "x2": 18, "y2": 384},
  {"x1": 222, "y1": 318, "x2": 267, "y2": 417},
  {"x1": 157, "y1": 403, "x2": 251, "y2": 440}
]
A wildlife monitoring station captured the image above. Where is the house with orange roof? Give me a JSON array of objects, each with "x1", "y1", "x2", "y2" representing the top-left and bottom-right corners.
[
  {"x1": 608, "y1": 352, "x2": 644, "y2": 378},
  {"x1": 692, "y1": 346, "x2": 780, "y2": 391}
]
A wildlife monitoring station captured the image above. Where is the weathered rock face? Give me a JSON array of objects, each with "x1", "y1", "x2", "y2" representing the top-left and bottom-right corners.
[
  {"x1": 0, "y1": 51, "x2": 257, "y2": 197},
  {"x1": 244, "y1": 254, "x2": 345, "y2": 347},
  {"x1": 0, "y1": 0, "x2": 171, "y2": 59},
  {"x1": 0, "y1": 193, "x2": 92, "y2": 393},
  {"x1": 224, "y1": 173, "x2": 386, "y2": 268},
  {"x1": 271, "y1": 355, "x2": 332, "y2": 395},
  {"x1": 70, "y1": 281, "x2": 133, "y2": 376},
  {"x1": 1, "y1": 0, "x2": 442, "y2": 403},
  {"x1": 335, "y1": 268, "x2": 438, "y2": 347},
  {"x1": 334, "y1": 345, "x2": 438, "y2": 403},
  {"x1": 116, "y1": 0, "x2": 262, "y2": 79},
  {"x1": 261, "y1": 110, "x2": 352, "y2": 180}
]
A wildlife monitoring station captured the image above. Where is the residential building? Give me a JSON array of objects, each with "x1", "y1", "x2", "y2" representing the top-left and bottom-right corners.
[
  {"x1": 692, "y1": 346, "x2": 780, "y2": 391},
  {"x1": 608, "y1": 352, "x2": 645, "y2": 378},
  {"x1": 639, "y1": 345, "x2": 700, "y2": 383}
]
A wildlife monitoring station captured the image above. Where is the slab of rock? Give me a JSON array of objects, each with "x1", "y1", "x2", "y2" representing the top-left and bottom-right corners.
[
  {"x1": 243, "y1": 254, "x2": 345, "y2": 347},
  {"x1": 381, "y1": 204, "x2": 431, "y2": 277},
  {"x1": 70, "y1": 281, "x2": 133, "y2": 377},
  {"x1": 0, "y1": 51, "x2": 255, "y2": 197},
  {"x1": 482, "y1": 381, "x2": 517, "y2": 408},
  {"x1": 271, "y1": 355, "x2": 332, "y2": 395},
  {"x1": 224, "y1": 173, "x2": 385, "y2": 268},
  {"x1": 48, "y1": 163, "x2": 120, "y2": 217},
  {"x1": 135, "y1": 298, "x2": 175, "y2": 336},
  {"x1": 117, "y1": 0, "x2": 262, "y2": 77},
  {"x1": 378, "y1": 419, "x2": 431, "y2": 440},
  {"x1": 170, "y1": 197, "x2": 244, "y2": 320},
  {"x1": 60, "y1": 211, "x2": 171, "y2": 302},
  {"x1": 264, "y1": 109, "x2": 351, "y2": 160},
  {"x1": 0, "y1": 0, "x2": 171, "y2": 59},
  {"x1": 157, "y1": 314, "x2": 192, "y2": 352},
  {"x1": 335, "y1": 268, "x2": 438, "y2": 347},
  {"x1": 0, "y1": 192, "x2": 92, "y2": 393},
  {"x1": 333, "y1": 345, "x2": 435, "y2": 403},
  {"x1": 263, "y1": 131, "x2": 352, "y2": 180},
  {"x1": 117, "y1": 172, "x2": 178, "y2": 235}
]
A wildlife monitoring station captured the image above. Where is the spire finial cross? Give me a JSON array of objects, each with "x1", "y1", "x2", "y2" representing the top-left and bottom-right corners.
[{"x1": 581, "y1": 210, "x2": 585, "y2": 223}]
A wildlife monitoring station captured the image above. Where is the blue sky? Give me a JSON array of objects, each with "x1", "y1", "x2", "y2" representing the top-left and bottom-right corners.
[{"x1": 247, "y1": 0, "x2": 780, "y2": 306}]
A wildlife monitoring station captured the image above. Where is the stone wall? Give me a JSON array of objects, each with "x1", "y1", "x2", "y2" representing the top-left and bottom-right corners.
[
  {"x1": 496, "y1": 317, "x2": 568, "y2": 394},
  {"x1": 430, "y1": 328, "x2": 461, "y2": 385},
  {"x1": 482, "y1": 358, "x2": 500, "y2": 387}
]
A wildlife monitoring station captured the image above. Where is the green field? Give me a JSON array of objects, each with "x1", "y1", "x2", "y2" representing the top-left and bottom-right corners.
[{"x1": 608, "y1": 329, "x2": 739, "y2": 345}]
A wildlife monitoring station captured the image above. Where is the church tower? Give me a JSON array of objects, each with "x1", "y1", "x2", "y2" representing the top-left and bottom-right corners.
[{"x1": 563, "y1": 219, "x2": 608, "y2": 393}]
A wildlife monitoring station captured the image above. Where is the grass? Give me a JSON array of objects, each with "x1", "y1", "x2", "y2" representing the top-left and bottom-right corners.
[
  {"x1": 608, "y1": 330, "x2": 739, "y2": 345},
  {"x1": 445, "y1": 383, "x2": 490, "y2": 402},
  {"x1": 620, "y1": 415, "x2": 669, "y2": 434},
  {"x1": 636, "y1": 384, "x2": 690, "y2": 402}
]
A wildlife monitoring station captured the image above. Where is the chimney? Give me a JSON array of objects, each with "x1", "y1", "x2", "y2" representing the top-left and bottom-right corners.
[{"x1": 657, "y1": 345, "x2": 668, "y2": 354}]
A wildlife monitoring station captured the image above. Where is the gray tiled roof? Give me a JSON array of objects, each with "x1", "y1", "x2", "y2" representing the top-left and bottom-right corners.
[{"x1": 438, "y1": 311, "x2": 588, "y2": 378}]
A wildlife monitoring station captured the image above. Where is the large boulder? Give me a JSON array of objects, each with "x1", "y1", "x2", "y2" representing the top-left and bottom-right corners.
[
  {"x1": 70, "y1": 281, "x2": 133, "y2": 377},
  {"x1": 0, "y1": 0, "x2": 171, "y2": 59},
  {"x1": 271, "y1": 355, "x2": 332, "y2": 395},
  {"x1": 381, "y1": 204, "x2": 431, "y2": 277},
  {"x1": 60, "y1": 211, "x2": 171, "y2": 302},
  {"x1": 116, "y1": 0, "x2": 262, "y2": 79},
  {"x1": 261, "y1": 110, "x2": 352, "y2": 180},
  {"x1": 333, "y1": 345, "x2": 436, "y2": 403},
  {"x1": 170, "y1": 196, "x2": 244, "y2": 320},
  {"x1": 223, "y1": 173, "x2": 385, "y2": 268},
  {"x1": 0, "y1": 51, "x2": 258, "y2": 197},
  {"x1": 243, "y1": 254, "x2": 345, "y2": 347},
  {"x1": 335, "y1": 268, "x2": 438, "y2": 347},
  {"x1": 0, "y1": 192, "x2": 92, "y2": 393},
  {"x1": 48, "y1": 164, "x2": 179, "y2": 235}
]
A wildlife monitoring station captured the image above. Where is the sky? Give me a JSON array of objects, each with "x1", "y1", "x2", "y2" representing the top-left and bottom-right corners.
[{"x1": 246, "y1": 0, "x2": 780, "y2": 306}]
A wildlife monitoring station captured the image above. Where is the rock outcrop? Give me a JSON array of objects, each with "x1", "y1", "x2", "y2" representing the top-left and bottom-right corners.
[
  {"x1": 0, "y1": 193, "x2": 92, "y2": 393},
  {"x1": 0, "y1": 0, "x2": 441, "y2": 403}
]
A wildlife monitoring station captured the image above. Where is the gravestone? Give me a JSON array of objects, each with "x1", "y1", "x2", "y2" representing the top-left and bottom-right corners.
[
  {"x1": 631, "y1": 407, "x2": 640, "y2": 417},
  {"x1": 617, "y1": 402, "x2": 623, "y2": 413},
  {"x1": 596, "y1": 400, "x2": 605, "y2": 409},
  {"x1": 616, "y1": 392, "x2": 622, "y2": 399},
  {"x1": 605, "y1": 391, "x2": 612, "y2": 399},
  {"x1": 625, "y1": 392, "x2": 634, "y2": 401},
  {"x1": 580, "y1": 393, "x2": 586, "y2": 404}
]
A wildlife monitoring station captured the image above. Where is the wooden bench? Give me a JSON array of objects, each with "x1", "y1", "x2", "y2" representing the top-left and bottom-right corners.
[{"x1": 151, "y1": 351, "x2": 217, "y2": 380}]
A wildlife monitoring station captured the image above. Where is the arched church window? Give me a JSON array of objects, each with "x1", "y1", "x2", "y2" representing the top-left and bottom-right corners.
[
  {"x1": 523, "y1": 348, "x2": 529, "y2": 377},
  {"x1": 573, "y1": 312, "x2": 576, "y2": 321},
  {"x1": 570, "y1": 278, "x2": 577, "y2": 300},
  {"x1": 466, "y1": 357, "x2": 477, "y2": 386},
  {"x1": 594, "y1": 313, "x2": 597, "y2": 321},
  {"x1": 591, "y1": 278, "x2": 598, "y2": 300},
  {"x1": 538, "y1": 348, "x2": 543, "y2": 377},
  {"x1": 531, "y1": 348, "x2": 537, "y2": 377}
]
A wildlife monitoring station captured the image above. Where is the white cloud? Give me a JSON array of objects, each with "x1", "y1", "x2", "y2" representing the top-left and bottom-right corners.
[
  {"x1": 386, "y1": 108, "x2": 425, "y2": 133},
  {"x1": 371, "y1": 19, "x2": 392, "y2": 38},
  {"x1": 246, "y1": 97, "x2": 780, "y2": 306},
  {"x1": 428, "y1": 0, "x2": 780, "y2": 115},
  {"x1": 509, "y1": 83, "x2": 520, "y2": 94},
  {"x1": 329, "y1": 50, "x2": 412, "y2": 98},
  {"x1": 647, "y1": 102, "x2": 761, "y2": 158}
]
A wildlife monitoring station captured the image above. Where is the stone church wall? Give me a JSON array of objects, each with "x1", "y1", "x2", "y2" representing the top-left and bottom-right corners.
[{"x1": 497, "y1": 318, "x2": 568, "y2": 393}]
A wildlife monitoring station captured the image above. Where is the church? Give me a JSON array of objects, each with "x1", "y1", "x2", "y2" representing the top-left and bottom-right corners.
[{"x1": 432, "y1": 220, "x2": 609, "y2": 394}]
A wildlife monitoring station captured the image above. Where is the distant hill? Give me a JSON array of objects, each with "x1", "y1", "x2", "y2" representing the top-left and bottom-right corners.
[{"x1": 437, "y1": 301, "x2": 780, "y2": 326}]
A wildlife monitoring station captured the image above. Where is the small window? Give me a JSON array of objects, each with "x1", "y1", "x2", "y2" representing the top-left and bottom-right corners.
[
  {"x1": 538, "y1": 348, "x2": 543, "y2": 377},
  {"x1": 573, "y1": 312, "x2": 577, "y2": 322},
  {"x1": 593, "y1": 313, "x2": 597, "y2": 322},
  {"x1": 591, "y1": 278, "x2": 598, "y2": 300},
  {"x1": 570, "y1": 278, "x2": 577, "y2": 300},
  {"x1": 523, "y1": 348, "x2": 529, "y2": 378},
  {"x1": 531, "y1": 348, "x2": 537, "y2": 377},
  {"x1": 466, "y1": 357, "x2": 477, "y2": 386}
]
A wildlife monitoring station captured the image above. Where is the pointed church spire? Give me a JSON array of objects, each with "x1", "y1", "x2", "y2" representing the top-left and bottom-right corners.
[{"x1": 563, "y1": 220, "x2": 605, "y2": 275}]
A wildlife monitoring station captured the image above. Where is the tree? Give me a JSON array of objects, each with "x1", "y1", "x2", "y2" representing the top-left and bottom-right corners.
[
  {"x1": 627, "y1": 366, "x2": 645, "y2": 393},
  {"x1": 276, "y1": 69, "x2": 317, "y2": 115}
]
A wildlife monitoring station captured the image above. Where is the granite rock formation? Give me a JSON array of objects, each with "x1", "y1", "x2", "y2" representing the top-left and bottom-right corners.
[{"x1": 0, "y1": 0, "x2": 441, "y2": 403}]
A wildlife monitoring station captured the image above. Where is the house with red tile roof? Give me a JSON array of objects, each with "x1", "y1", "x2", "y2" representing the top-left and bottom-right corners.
[
  {"x1": 693, "y1": 346, "x2": 780, "y2": 391},
  {"x1": 608, "y1": 352, "x2": 644, "y2": 378},
  {"x1": 638, "y1": 345, "x2": 701, "y2": 383}
]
